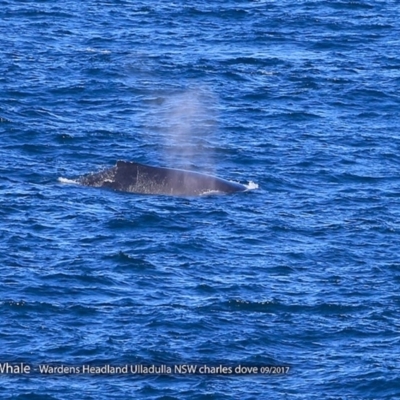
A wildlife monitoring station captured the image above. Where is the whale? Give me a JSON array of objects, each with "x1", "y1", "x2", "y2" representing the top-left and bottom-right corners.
[{"x1": 78, "y1": 161, "x2": 247, "y2": 196}]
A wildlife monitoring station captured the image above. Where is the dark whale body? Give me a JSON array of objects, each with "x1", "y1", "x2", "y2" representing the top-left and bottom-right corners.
[{"x1": 79, "y1": 161, "x2": 247, "y2": 196}]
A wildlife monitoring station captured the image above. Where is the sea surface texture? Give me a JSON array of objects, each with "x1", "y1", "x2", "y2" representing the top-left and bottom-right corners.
[{"x1": 1, "y1": 1, "x2": 400, "y2": 399}]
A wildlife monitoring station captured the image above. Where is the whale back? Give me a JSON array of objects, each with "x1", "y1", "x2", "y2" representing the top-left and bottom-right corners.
[{"x1": 79, "y1": 161, "x2": 246, "y2": 196}]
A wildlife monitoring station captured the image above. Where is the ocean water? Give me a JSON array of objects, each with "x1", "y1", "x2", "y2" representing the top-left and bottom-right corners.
[{"x1": 1, "y1": 0, "x2": 400, "y2": 398}]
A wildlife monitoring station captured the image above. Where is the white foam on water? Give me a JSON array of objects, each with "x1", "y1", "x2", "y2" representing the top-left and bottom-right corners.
[
  {"x1": 58, "y1": 177, "x2": 80, "y2": 185},
  {"x1": 245, "y1": 181, "x2": 259, "y2": 190}
]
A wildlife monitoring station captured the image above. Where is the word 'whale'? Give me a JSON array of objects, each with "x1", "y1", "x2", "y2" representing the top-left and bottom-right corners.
[{"x1": 78, "y1": 161, "x2": 247, "y2": 196}]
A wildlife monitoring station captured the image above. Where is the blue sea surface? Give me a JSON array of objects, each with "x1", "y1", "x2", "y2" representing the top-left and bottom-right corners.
[{"x1": 1, "y1": 1, "x2": 400, "y2": 398}]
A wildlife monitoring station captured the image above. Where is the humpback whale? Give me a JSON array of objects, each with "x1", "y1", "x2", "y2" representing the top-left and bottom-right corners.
[{"x1": 78, "y1": 161, "x2": 247, "y2": 196}]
